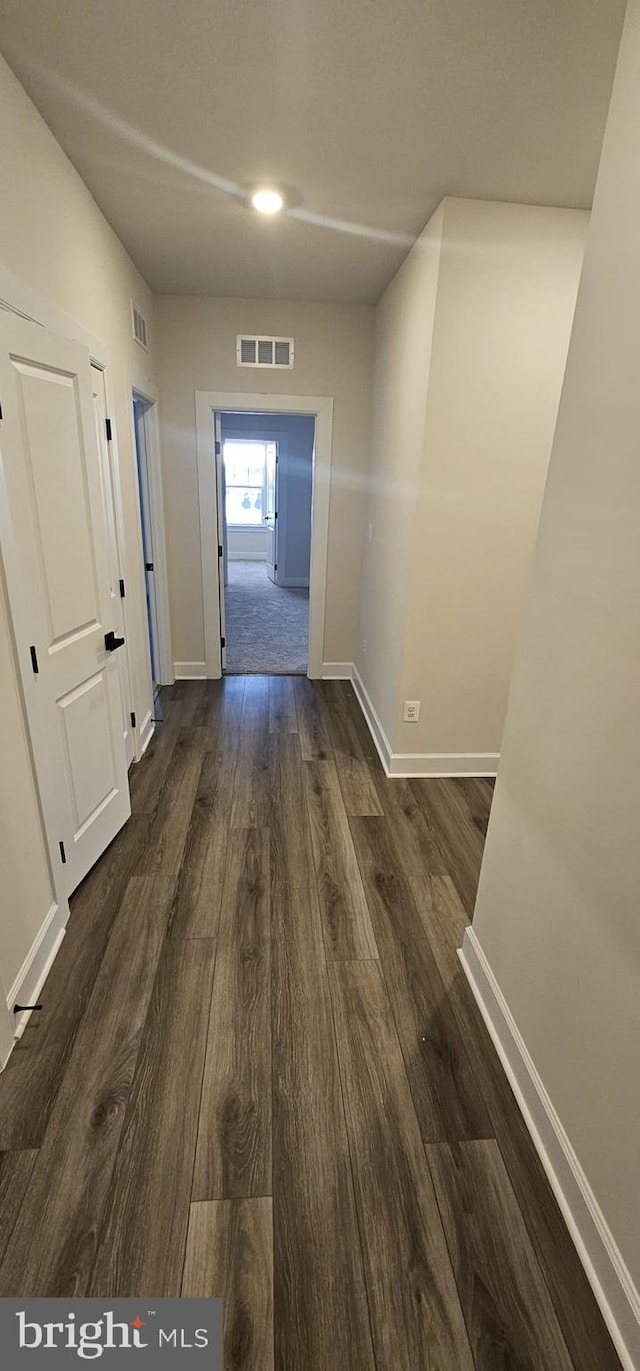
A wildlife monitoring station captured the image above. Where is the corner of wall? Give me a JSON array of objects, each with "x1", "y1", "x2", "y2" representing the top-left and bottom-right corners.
[{"x1": 354, "y1": 201, "x2": 446, "y2": 747}]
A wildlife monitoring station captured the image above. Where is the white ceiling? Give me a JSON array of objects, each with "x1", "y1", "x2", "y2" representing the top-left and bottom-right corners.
[{"x1": 0, "y1": 0, "x2": 626, "y2": 304}]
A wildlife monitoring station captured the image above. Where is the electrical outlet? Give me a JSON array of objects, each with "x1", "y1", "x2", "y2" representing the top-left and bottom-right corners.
[
  {"x1": 403, "y1": 700, "x2": 420, "y2": 722},
  {"x1": 362, "y1": 638, "x2": 368, "y2": 656},
  {"x1": 367, "y1": 522, "x2": 373, "y2": 543}
]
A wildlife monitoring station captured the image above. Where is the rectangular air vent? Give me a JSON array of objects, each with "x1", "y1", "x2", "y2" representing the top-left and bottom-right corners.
[
  {"x1": 131, "y1": 301, "x2": 148, "y2": 351},
  {"x1": 236, "y1": 335, "x2": 294, "y2": 369}
]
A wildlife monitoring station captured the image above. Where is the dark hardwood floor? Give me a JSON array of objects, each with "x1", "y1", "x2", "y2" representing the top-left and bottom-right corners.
[{"x1": 0, "y1": 678, "x2": 621, "y2": 1371}]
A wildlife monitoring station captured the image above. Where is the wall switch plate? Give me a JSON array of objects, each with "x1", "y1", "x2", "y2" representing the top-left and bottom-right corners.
[{"x1": 403, "y1": 700, "x2": 421, "y2": 722}]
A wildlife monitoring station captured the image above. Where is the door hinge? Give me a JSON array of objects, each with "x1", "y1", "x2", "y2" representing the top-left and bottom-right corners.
[
  {"x1": 119, "y1": 577, "x2": 126, "y2": 598},
  {"x1": 215, "y1": 440, "x2": 221, "y2": 455},
  {"x1": 145, "y1": 561, "x2": 154, "y2": 572},
  {"x1": 274, "y1": 564, "x2": 278, "y2": 572},
  {"x1": 105, "y1": 417, "x2": 113, "y2": 442},
  {"x1": 59, "y1": 840, "x2": 67, "y2": 865},
  {"x1": 30, "y1": 645, "x2": 39, "y2": 675},
  {"x1": 221, "y1": 636, "x2": 226, "y2": 648},
  {"x1": 218, "y1": 544, "x2": 223, "y2": 557},
  {"x1": 0, "y1": 402, "x2": 3, "y2": 420},
  {"x1": 130, "y1": 711, "x2": 136, "y2": 728}
]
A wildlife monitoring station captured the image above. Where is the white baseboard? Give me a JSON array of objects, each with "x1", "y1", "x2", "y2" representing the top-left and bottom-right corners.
[
  {"x1": 3, "y1": 901, "x2": 68, "y2": 1067},
  {"x1": 174, "y1": 661, "x2": 207, "y2": 679},
  {"x1": 351, "y1": 666, "x2": 499, "y2": 778},
  {"x1": 351, "y1": 666, "x2": 394, "y2": 772},
  {"x1": 138, "y1": 709, "x2": 155, "y2": 758},
  {"x1": 320, "y1": 661, "x2": 353, "y2": 679},
  {"x1": 388, "y1": 750, "x2": 499, "y2": 778},
  {"x1": 460, "y1": 926, "x2": 640, "y2": 1371}
]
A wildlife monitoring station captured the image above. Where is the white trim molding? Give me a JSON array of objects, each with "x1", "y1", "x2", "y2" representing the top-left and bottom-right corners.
[
  {"x1": 0, "y1": 263, "x2": 112, "y2": 365},
  {"x1": 351, "y1": 665, "x2": 393, "y2": 770},
  {"x1": 321, "y1": 662, "x2": 353, "y2": 679},
  {"x1": 138, "y1": 710, "x2": 155, "y2": 757},
  {"x1": 4, "y1": 901, "x2": 67, "y2": 1064},
  {"x1": 460, "y1": 927, "x2": 640, "y2": 1371},
  {"x1": 174, "y1": 661, "x2": 207, "y2": 680},
  {"x1": 131, "y1": 382, "x2": 174, "y2": 689},
  {"x1": 351, "y1": 666, "x2": 499, "y2": 778},
  {"x1": 388, "y1": 751, "x2": 499, "y2": 778},
  {"x1": 195, "y1": 390, "x2": 334, "y2": 681}
]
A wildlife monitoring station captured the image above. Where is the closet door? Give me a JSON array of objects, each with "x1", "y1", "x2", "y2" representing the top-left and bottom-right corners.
[{"x1": 0, "y1": 313, "x2": 131, "y2": 895}]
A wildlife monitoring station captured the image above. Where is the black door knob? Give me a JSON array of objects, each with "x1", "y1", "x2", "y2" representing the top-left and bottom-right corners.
[{"x1": 105, "y1": 630, "x2": 126, "y2": 652}]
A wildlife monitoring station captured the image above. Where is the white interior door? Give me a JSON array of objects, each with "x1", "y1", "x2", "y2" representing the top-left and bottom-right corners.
[
  {"x1": 215, "y1": 412, "x2": 227, "y2": 669},
  {"x1": 92, "y1": 366, "x2": 134, "y2": 767},
  {"x1": 0, "y1": 313, "x2": 131, "y2": 896},
  {"x1": 265, "y1": 439, "x2": 278, "y2": 584}
]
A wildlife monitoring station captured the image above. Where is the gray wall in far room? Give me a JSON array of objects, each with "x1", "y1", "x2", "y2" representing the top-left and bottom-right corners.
[{"x1": 221, "y1": 411, "x2": 315, "y2": 586}]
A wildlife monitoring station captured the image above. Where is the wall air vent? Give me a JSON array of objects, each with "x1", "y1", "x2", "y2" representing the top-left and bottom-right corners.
[
  {"x1": 236, "y1": 335, "x2": 294, "y2": 369},
  {"x1": 131, "y1": 301, "x2": 148, "y2": 350}
]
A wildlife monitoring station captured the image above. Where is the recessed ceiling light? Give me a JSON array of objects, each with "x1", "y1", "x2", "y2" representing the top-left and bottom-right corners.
[{"x1": 251, "y1": 188, "x2": 284, "y2": 215}]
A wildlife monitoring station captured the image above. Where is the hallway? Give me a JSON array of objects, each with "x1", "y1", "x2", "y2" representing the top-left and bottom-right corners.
[{"x1": 0, "y1": 679, "x2": 620, "y2": 1371}]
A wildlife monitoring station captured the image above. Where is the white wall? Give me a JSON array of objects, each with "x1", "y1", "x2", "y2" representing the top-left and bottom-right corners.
[
  {"x1": 397, "y1": 199, "x2": 588, "y2": 760},
  {"x1": 468, "y1": 6, "x2": 640, "y2": 1363},
  {"x1": 0, "y1": 53, "x2": 157, "y2": 731},
  {"x1": 357, "y1": 197, "x2": 587, "y2": 769},
  {"x1": 155, "y1": 296, "x2": 373, "y2": 670},
  {"x1": 0, "y1": 53, "x2": 157, "y2": 1039},
  {"x1": 227, "y1": 527, "x2": 267, "y2": 560},
  {"x1": 356, "y1": 204, "x2": 445, "y2": 738}
]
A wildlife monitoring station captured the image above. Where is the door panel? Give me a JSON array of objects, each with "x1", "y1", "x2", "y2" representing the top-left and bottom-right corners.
[
  {"x1": 0, "y1": 314, "x2": 131, "y2": 895},
  {"x1": 265, "y1": 440, "x2": 278, "y2": 584},
  {"x1": 17, "y1": 363, "x2": 99, "y2": 639},
  {"x1": 92, "y1": 367, "x2": 134, "y2": 767},
  {"x1": 215, "y1": 413, "x2": 227, "y2": 668},
  {"x1": 59, "y1": 670, "x2": 119, "y2": 832}
]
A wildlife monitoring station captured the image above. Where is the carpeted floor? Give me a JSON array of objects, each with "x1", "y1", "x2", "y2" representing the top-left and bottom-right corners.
[{"x1": 224, "y1": 561, "x2": 309, "y2": 673}]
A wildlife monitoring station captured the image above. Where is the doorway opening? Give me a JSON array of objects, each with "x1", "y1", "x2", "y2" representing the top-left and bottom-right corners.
[
  {"x1": 196, "y1": 390, "x2": 333, "y2": 680},
  {"x1": 219, "y1": 412, "x2": 314, "y2": 674}
]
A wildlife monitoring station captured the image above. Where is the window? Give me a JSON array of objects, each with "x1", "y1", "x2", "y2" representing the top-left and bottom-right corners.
[{"x1": 223, "y1": 439, "x2": 267, "y2": 525}]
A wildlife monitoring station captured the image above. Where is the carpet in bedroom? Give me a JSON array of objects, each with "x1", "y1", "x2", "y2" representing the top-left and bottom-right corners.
[{"x1": 224, "y1": 561, "x2": 309, "y2": 673}]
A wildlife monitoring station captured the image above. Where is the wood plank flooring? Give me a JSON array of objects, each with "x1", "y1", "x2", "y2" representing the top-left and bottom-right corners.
[{"x1": 0, "y1": 678, "x2": 621, "y2": 1371}]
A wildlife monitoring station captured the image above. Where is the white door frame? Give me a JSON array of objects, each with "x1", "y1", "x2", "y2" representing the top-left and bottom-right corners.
[
  {"x1": 0, "y1": 263, "x2": 112, "y2": 363},
  {"x1": 92, "y1": 364, "x2": 135, "y2": 767},
  {"x1": 130, "y1": 383, "x2": 173, "y2": 686},
  {"x1": 195, "y1": 391, "x2": 333, "y2": 678}
]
